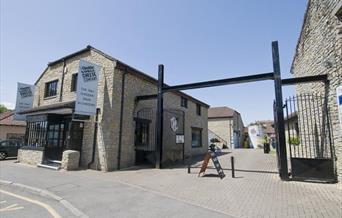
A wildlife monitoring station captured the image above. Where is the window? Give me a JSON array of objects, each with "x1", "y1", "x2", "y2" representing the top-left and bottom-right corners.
[
  {"x1": 181, "y1": 97, "x2": 188, "y2": 108},
  {"x1": 135, "y1": 119, "x2": 150, "y2": 147},
  {"x1": 27, "y1": 121, "x2": 47, "y2": 147},
  {"x1": 191, "y1": 127, "x2": 202, "y2": 147},
  {"x1": 44, "y1": 80, "x2": 58, "y2": 97},
  {"x1": 47, "y1": 123, "x2": 64, "y2": 147},
  {"x1": 71, "y1": 73, "x2": 78, "y2": 92},
  {"x1": 196, "y1": 104, "x2": 201, "y2": 116}
]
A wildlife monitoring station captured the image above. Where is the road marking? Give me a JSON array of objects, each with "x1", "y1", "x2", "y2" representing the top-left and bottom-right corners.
[
  {"x1": 0, "y1": 201, "x2": 6, "y2": 204},
  {"x1": 0, "y1": 189, "x2": 62, "y2": 218},
  {"x1": 0, "y1": 203, "x2": 24, "y2": 212}
]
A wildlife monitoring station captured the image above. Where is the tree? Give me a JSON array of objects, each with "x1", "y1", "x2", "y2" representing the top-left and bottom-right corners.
[{"x1": 0, "y1": 104, "x2": 9, "y2": 113}]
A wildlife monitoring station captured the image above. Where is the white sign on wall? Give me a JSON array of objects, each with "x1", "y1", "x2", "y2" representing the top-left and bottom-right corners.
[
  {"x1": 170, "y1": 117, "x2": 178, "y2": 132},
  {"x1": 75, "y1": 59, "x2": 101, "y2": 116},
  {"x1": 337, "y1": 85, "x2": 342, "y2": 136},
  {"x1": 14, "y1": 82, "x2": 35, "y2": 121},
  {"x1": 176, "y1": 135, "x2": 184, "y2": 144}
]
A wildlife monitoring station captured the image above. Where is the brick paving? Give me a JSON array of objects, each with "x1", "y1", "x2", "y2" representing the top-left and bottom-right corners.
[
  {"x1": 1, "y1": 149, "x2": 341, "y2": 217},
  {"x1": 104, "y1": 149, "x2": 342, "y2": 218}
]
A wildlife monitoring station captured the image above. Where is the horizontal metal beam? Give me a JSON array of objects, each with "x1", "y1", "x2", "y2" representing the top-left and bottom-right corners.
[
  {"x1": 135, "y1": 94, "x2": 157, "y2": 102},
  {"x1": 282, "y1": 75, "x2": 327, "y2": 86},
  {"x1": 163, "y1": 72, "x2": 275, "y2": 92}
]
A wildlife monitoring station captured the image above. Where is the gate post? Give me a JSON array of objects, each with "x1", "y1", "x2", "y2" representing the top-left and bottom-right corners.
[
  {"x1": 272, "y1": 41, "x2": 289, "y2": 180},
  {"x1": 155, "y1": 64, "x2": 164, "y2": 169}
]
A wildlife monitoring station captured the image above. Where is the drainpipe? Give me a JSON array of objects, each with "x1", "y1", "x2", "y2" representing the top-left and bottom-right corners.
[
  {"x1": 59, "y1": 59, "x2": 66, "y2": 102},
  {"x1": 88, "y1": 108, "x2": 100, "y2": 169},
  {"x1": 117, "y1": 69, "x2": 127, "y2": 170}
]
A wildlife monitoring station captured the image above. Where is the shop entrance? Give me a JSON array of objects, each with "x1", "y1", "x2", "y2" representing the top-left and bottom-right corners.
[
  {"x1": 25, "y1": 113, "x2": 85, "y2": 162},
  {"x1": 45, "y1": 120, "x2": 68, "y2": 160}
]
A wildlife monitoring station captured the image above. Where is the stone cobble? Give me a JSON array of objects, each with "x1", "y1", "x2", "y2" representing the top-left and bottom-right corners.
[{"x1": 107, "y1": 149, "x2": 342, "y2": 218}]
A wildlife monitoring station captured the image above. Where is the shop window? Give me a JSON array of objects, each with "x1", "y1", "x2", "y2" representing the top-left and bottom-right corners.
[
  {"x1": 181, "y1": 97, "x2": 188, "y2": 108},
  {"x1": 44, "y1": 80, "x2": 58, "y2": 98},
  {"x1": 47, "y1": 124, "x2": 64, "y2": 147},
  {"x1": 27, "y1": 121, "x2": 48, "y2": 147},
  {"x1": 196, "y1": 104, "x2": 201, "y2": 116},
  {"x1": 191, "y1": 127, "x2": 202, "y2": 147},
  {"x1": 71, "y1": 73, "x2": 78, "y2": 92}
]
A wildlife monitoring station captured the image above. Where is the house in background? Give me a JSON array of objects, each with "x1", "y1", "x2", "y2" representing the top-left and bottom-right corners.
[
  {"x1": 0, "y1": 111, "x2": 26, "y2": 140},
  {"x1": 208, "y1": 106, "x2": 244, "y2": 149},
  {"x1": 247, "y1": 120, "x2": 276, "y2": 149}
]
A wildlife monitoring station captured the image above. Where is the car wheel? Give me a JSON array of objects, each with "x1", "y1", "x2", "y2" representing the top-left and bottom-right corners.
[{"x1": 0, "y1": 152, "x2": 7, "y2": 160}]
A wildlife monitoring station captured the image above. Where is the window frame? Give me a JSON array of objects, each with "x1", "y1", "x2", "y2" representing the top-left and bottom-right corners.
[
  {"x1": 196, "y1": 104, "x2": 201, "y2": 116},
  {"x1": 44, "y1": 79, "x2": 58, "y2": 98},
  {"x1": 191, "y1": 127, "x2": 202, "y2": 148},
  {"x1": 71, "y1": 73, "x2": 78, "y2": 92},
  {"x1": 181, "y1": 97, "x2": 188, "y2": 108}
]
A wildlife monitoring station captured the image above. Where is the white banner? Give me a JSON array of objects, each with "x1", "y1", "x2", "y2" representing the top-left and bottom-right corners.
[
  {"x1": 14, "y1": 82, "x2": 35, "y2": 121},
  {"x1": 75, "y1": 59, "x2": 101, "y2": 116},
  {"x1": 337, "y1": 85, "x2": 342, "y2": 136}
]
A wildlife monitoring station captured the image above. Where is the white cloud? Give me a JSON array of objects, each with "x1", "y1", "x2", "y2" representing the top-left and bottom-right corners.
[{"x1": 1, "y1": 102, "x2": 15, "y2": 110}]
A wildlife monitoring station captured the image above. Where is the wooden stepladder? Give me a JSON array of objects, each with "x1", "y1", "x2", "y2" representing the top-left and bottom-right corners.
[{"x1": 198, "y1": 152, "x2": 225, "y2": 179}]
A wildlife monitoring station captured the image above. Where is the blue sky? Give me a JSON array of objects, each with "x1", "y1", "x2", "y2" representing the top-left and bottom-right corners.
[{"x1": 0, "y1": 0, "x2": 307, "y2": 124}]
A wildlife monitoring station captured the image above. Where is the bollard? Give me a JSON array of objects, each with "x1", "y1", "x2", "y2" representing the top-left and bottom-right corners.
[
  {"x1": 188, "y1": 163, "x2": 191, "y2": 174},
  {"x1": 231, "y1": 156, "x2": 235, "y2": 178}
]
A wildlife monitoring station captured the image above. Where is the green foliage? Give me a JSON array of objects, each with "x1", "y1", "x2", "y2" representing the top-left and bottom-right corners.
[
  {"x1": 0, "y1": 104, "x2": 9, "y2": 113},
  {"x1": 210, "y1": 138, "x2": 220, "y2": 143},
  {"x1": 289, "y1": 137, "x2": 300, "y2": 146}
]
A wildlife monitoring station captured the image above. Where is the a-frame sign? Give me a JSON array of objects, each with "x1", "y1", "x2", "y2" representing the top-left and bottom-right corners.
[{"x1": 198, "y1": 152, "x2": 225, "y2": 179}]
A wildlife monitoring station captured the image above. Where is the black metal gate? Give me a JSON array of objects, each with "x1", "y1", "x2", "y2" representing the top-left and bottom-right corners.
[{"x1": 283, "y1": 93, "x2": 337, "y2": 182}]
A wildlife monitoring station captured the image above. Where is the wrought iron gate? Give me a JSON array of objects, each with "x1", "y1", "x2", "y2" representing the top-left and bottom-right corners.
[{"x1": 283, "y1": 93, "x2": 337, "y2": 182}]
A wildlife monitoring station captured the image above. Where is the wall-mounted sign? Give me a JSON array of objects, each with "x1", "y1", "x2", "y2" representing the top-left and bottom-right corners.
[
  {"x1": 14, "y1": 82, "x2": 35, "y2": 121},
  {"x1": 337, "y1": 85, "x2": 342, "y2": 136},
  {"x1": 176, "y1": 134, "x2": 184, "y2": 143},
  {"x1": 75, "y1": 59, "x2": 101, "y2": 116},
  {"x1": 170, "y1": 117, "x2": 178, "y2": 132}
]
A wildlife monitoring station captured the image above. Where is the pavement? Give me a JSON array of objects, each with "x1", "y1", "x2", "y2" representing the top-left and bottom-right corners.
[{"x1": 0, "y1": 149, "x2": 341, "y2": 218}]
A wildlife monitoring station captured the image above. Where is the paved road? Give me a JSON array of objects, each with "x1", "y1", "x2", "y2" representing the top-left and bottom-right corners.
[
  {"x1": 0, "y1": 184, "x2": 74, "y2": 218},
  {"x1": 0, "y1": 160, "x2": 231, "y2": 218},
  {"x1": 1, "y1": 149, "x2": 341, "y2": 218}
]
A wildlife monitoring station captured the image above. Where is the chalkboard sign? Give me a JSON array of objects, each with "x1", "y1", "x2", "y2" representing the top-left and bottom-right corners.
[
  {"x1": 210, "y1": 152, "x2": 225, "y2": 179},
  {"x1": 198, "y1": 152, "x2": 225, "y2": 179}
]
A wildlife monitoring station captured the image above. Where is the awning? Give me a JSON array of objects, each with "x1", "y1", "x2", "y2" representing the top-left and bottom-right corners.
[{"x1": 19, "y1": 101, "x2": 75, "y2": 116}]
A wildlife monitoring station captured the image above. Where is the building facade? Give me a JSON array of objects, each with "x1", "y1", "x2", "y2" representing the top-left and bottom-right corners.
[
  {"x1": 20, "y1": 46, "x2": 209, "y2": 171},
  {"x1": 291, "y1": 0, "x2": 342, "y2": 177},
  {"x1": 0, "y1": 111, "x2": 26, "y2": 140},
  {"x1": 208, "y1": 107, "x2": 244, "y2": 149}
]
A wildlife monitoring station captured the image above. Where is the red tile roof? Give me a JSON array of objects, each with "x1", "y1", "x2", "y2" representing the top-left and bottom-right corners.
[
  {"x1": 0, "y1": 111, "x2": 26, "y2": 126},
  {"x1": 208, "y1": 106, "x2": 236, "y2": 118}
]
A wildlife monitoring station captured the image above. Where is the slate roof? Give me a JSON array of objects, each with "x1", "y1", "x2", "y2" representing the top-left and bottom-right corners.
[
  {"x1": 0, "y1": 111, "x2": 26, "y2": 126},
  {"x1": 35, "y1": 45, "x2": 209, "y2": 108}
]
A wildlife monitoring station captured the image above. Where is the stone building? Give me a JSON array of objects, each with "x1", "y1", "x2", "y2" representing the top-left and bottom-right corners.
[
  {"x1": 208, "y1": 107, "x2": 244, "y2": 149},
  {"x1": 291, "y1": 0, "x2": 342, "y2": 177},
  {"x1": 0, "y1": 111, "x2": 26, "y2": 140},
  {"x1": 19, "y1": 46, "x2": 209, "y2": 171}
]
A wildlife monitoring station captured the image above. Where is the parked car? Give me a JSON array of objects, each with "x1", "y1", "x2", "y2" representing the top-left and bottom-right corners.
[{"x1": 0, "y1": 139, "x2": 24, "y2": 160}]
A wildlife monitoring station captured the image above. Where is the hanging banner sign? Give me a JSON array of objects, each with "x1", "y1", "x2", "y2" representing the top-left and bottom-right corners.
[
  {"x1": 337, "y1": 85, "x2": 342, "y2": 136},
  {"x1": 75, "y1": 59, "x2": 101, "y2": 116},
  {"x1": 14, "y1": 82, "x2": 35, "y2": 121}
]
